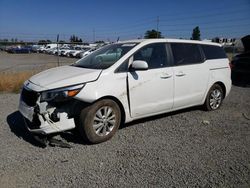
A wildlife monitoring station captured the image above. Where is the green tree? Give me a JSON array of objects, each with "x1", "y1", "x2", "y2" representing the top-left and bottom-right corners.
[
  {"x1": 144, "y1": 29, "x2": 162, "y2": 39},
  {"x1": 70, "y1": 35, "x2": 83, "y2": 43},
  {"x1": 191, "y1": 26, "x2": 201, "y2": 40},
  {"x1": 38, "y1": 40, "x2": 51, "y2": 45}
]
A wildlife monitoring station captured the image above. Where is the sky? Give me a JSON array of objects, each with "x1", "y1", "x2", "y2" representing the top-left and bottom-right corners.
[{"x1": 0, "y1": 0, "x2": 250, "y2": 42}]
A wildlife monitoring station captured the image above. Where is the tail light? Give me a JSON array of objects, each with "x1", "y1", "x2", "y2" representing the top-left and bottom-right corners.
[{"x1": 229, "y1": 62, "x2": 234, "y2": 70}]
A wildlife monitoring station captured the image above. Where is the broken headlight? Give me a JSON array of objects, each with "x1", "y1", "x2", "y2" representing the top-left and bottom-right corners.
[{"x1": 40, "y1": 84, "x2": 85, "y2": 102}]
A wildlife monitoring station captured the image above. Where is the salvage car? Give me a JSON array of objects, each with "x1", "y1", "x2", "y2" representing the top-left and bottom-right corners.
[{"x1": 19, "y1": 39, "x2": 231, "y2": 144}]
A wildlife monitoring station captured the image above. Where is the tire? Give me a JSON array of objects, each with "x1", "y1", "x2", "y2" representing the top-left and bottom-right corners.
[
  {"x1": 203, "y1": 84, "x2": 224, "y2": 111},
  {"x1": 78, "y1": 99, "x2": 121, "y2": 144}
]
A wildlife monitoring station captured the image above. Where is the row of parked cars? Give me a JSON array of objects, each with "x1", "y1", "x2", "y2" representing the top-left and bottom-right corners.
[
  {"x1": 36, "y1": 44, "x2": 99, "y2": 59},
  {"x1": 3, "y1": 43, "x2": 105, "y2": 59}
]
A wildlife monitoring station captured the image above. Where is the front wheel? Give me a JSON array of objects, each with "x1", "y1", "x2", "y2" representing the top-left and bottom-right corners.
[
  {"x1": 203, "y1": 84, "x2": 224, "y2": 111},
  {"x1": 78, "y1": 99, "x2": 121, "y2": 144}
]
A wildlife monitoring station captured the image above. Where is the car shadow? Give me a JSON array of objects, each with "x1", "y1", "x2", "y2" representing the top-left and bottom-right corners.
[
  {"x1": 7, "y1": 111, "x2": 47, "y2": 148},
  {"x1": 119, "y1": 106, "x2": 201, "y2": 130},
  {"x1": 7, "y1": 111, "x2": 89, "y2": 147}
]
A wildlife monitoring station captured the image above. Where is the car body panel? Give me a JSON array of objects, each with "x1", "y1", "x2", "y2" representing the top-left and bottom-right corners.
[{"x1": 29, "y1": 66, "x2": 102, "y2": 90}]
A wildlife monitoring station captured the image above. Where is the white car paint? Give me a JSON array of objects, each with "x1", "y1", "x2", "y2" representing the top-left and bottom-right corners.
[
  {"x1": 29, "y1": 66, "x2": 102, "y2": 90},
  {"x1": 19, "y1": 38, "x2": 231, "y2": 135}
]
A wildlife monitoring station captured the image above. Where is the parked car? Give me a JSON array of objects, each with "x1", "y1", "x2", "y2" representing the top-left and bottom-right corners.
[
  {"x1": 54, "y1": 47, "x2": 70, "y2": 56},
  {"x1": 38, "y1": 44, "x2": 58, "y2": 53},
  {"x1": 19, "y1": 39, "x2": 231, "y2": 144},
  {"x1": 45, "y1": 47, "x2": 57, "y2": 54},
  {"x1": 79, "y1": 48, "x2": 96, "y2": 58},
  {"x1": 231, "y1": 35, "x2": 250, "y2": 85},
  {"x1": 7, "y1": 46, "x2": 32, "y2": 53},
  {"x1": 61, "y1": 46, "x2": 83, "y2": 57}
]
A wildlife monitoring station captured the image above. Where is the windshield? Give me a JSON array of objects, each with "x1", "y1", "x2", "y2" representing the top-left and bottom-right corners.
[{"x1": 72, "y1": 43, "x2": 137, "y2": 69}]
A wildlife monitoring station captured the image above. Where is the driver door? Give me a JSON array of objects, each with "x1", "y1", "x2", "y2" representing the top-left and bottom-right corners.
[{"x1": 128, "y1": 43, "x2": 174, "y2": 118}]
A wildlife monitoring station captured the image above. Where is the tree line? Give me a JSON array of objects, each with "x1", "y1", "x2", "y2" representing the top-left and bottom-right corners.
[{"x1": 144, "y1": 26, "x2": 201, "y2": 40}]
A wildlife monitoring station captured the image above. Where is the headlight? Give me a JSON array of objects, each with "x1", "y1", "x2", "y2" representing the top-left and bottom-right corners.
[{"x1": 40, "y1": 84, "x2": 85, "y2": 102}]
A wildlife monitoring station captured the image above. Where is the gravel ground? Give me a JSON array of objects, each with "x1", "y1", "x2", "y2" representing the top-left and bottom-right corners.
[
  {"x1": 0, "y1": 86, "x2": 250, "y2": 187},
  {"x1": 0, "y1": 51, "x2": 75, "y2": 73}
]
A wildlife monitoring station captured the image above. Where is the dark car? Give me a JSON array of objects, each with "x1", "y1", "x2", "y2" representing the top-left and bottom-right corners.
[
  {"x1": 7, "y1": 46, "x2": 32, "y2": 53},
  {"x1": 231, "y1": 35, "x2": 250, "y2": 85}
]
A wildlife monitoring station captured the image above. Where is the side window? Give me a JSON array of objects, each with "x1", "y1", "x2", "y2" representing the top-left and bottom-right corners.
[
  {"x1": 116, "y1": 60, "x2": 129, "y2": 73},
  {"x1": 201, "y1": 45, "x2": 227, "y2": 60},
  {"x1": 171, "y1": 43, "x2": 203, "y2": 66},
  {"x1": 133, "y1": 43, "x2": 168, "y2": 69}
]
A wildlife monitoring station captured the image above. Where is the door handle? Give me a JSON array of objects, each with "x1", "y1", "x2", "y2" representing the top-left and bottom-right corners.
[
  {"x1": 160, "y1": 73, "x2": 172, "y2": 79},
  {"x1": 175, "y1": 71, "x2": 186, "y2": 77}
]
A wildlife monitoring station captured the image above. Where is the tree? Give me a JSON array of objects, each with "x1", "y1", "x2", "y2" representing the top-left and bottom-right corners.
[
  {"x1": 70, "y1": 35, "x2": 83, "y2": 43},
  {"x1": 95, "y1": 40, "x2": 104, "y2": 44},
  {"x1": 59, "y1": 40, "x2": 66, "y2": 44},
  {"x1": 144, "y1": 29, "x2": 162, "y2": 39},
  {"x1": 38, "y1": 40, "x2": 51, "y2": 45},
  {"x1": 191, "y1": 26, "x2": 201, "y2": 40}
]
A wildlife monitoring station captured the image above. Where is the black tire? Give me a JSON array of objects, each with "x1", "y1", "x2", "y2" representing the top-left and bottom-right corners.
[
  {"x1": 203, "y1": 84, "x2": 224, "y2": 111},
  {"x1": 78, "y1": 99, "x2": 121, "y2": 144}
]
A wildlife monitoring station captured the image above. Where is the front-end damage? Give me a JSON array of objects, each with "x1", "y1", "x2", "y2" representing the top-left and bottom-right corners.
[{"x1": 18, "y1": 85, "x2": 87, "y2": 135}]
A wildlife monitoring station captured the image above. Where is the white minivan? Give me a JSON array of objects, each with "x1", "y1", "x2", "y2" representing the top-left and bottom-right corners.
[{"x1": 19, "y1": 39, "x2": 231, "y2": 144}]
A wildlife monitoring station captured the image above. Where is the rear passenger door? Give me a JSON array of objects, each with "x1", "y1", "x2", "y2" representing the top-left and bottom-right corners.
[{"x1": 170, "y1": 43, "x2": 209, "y2": 108}]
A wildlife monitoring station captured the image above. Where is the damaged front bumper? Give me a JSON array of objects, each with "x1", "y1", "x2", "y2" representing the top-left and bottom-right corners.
[{"x1": 18, "y1": 89, "x2": 76, "y2": 135}]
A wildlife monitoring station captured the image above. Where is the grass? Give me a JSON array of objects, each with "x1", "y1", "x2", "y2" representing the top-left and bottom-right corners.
[{"x1": 0, "y1": 71, "x2": 37, "y2": 93}]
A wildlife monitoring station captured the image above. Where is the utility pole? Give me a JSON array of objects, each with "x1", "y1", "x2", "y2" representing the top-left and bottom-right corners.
[
  {"x1": 93, "y1": 28, "x2": 96, "y2": 43},
  {"x1": 56, "y1": 34, "x2": 59, "y2": 67},
  {"x1": 156, "y1": 16, "x2": 159, "y2": 38}
]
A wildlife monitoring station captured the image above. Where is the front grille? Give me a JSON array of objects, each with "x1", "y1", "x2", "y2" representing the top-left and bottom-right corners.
[{"x1": 21, "y1": 87, "x2": 39, "y2": 106}]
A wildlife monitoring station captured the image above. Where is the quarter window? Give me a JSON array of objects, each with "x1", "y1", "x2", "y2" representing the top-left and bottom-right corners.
[
  {"x1": 171, "y1": 43, "x2": 203, "y2": 65},
  {"x1": 201, "y1": 45, "x2": 227, "y2": 60},
  {"x1": 133, "y1": 43, "x2": 168, "y2": 69}
]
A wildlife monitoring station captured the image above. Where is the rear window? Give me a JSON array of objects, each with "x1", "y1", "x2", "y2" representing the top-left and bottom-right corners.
[
  {"x1": 171, "y1": 43, "x2": 203, "y2": 65},
  {"x1": 201, "y1": 45, "x2": 227, "y2": 60}
]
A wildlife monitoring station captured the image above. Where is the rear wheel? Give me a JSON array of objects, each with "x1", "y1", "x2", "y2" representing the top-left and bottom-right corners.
[
  {"x1": 78, "y1": 99, "x2": 121, "y2": 144},
  {"x1": 203, "y1": 84, "x2": 224, "y2": 111}
]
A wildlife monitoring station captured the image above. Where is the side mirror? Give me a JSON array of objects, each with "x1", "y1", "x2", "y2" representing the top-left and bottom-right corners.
[{"x1": 130, "y1": 60, "x2": 148, "y2": 71}]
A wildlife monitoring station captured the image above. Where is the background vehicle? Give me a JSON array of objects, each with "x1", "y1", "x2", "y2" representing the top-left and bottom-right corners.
[
  {"x1": 7, "y1": 46, "x2": 32, "y2": 53},
  {"x1": 38, "y1": 44, "x2": 58, "y2": 53},
  {"x1": 79, "y1": 48, "x2": 97, "y2": 58},
  {"x1": 231, "y1": 35, "x2": 250, "y2": 85},
  {"x1": 19, "y1": 39, "x2": 231, "y2": 144}
]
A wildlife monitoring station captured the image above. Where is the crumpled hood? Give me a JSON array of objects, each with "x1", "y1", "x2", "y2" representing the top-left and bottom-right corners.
[{"x1": 29, "y1": 65, "x2": 102, "y2": 90}]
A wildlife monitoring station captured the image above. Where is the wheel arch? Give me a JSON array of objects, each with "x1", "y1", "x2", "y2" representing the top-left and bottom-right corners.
[{"x1": 213, "y1": 81, "x2": 226, "y2": 98}]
